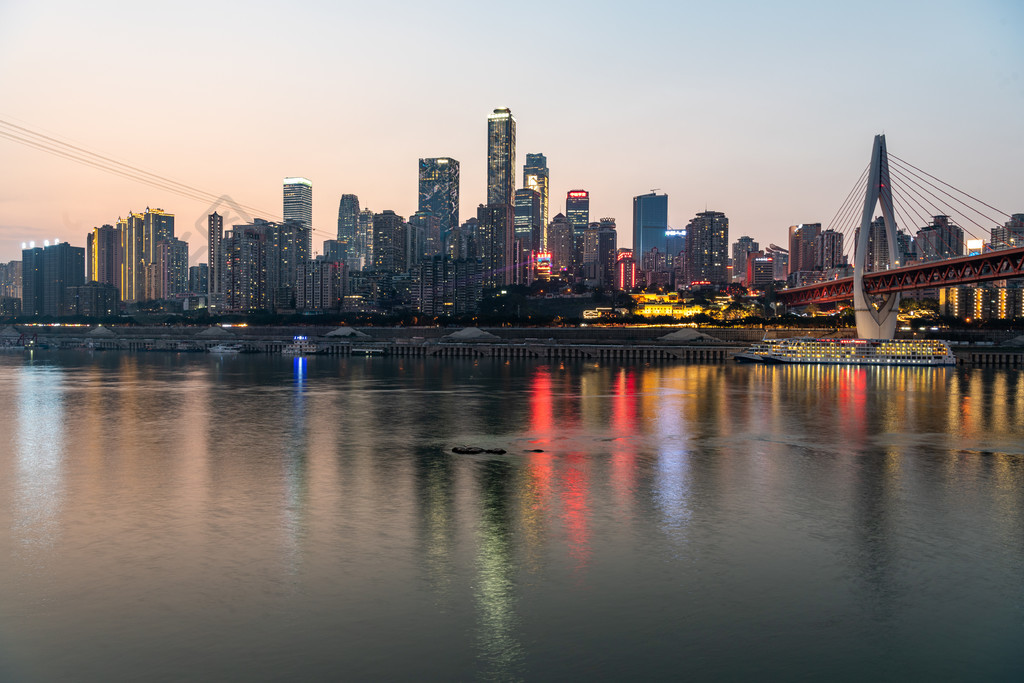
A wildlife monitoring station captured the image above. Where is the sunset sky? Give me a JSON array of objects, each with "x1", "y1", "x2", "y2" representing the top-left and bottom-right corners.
[{"x1": 0, "y1": 0, "x2": 1021, "y2": 264}]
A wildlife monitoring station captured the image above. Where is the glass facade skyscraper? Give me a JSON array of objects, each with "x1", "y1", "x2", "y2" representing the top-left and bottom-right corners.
[
  {"x1": 523, "y1": 153, "x2": 549, "y2": 242},
  {"x1": 487, "y1": 108, "x2": 516, "y2": 206},
  {"x1": 283, "y1": 177, "x2": 313, "y2": 259},
  {"x1": 566, "y1": 189, "x2": 590, "y2": 270},
  {"x1": 632, "y1": 192, "x2": 669, "y2": 258},
  {"x1": 418, "y1": 157, "x2": 460, "y2": 249},
  {"x1": 337, "y1": 194, "x2": 360, "y2": 260}
]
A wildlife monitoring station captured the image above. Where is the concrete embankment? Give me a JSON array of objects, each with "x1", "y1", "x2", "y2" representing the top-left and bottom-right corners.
[{"x1": 6, "y1": 324, "x2": 1024, "y2": 366}]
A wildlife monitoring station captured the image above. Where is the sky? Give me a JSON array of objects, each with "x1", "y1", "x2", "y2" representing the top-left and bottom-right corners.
[{"x1": 0, "y1": 0, "x2": 1021, "y2": 265}]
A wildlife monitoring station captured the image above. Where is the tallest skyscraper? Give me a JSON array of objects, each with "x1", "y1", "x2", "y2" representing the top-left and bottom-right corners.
[{"x1": 487, "y1": 107, "x2": 516, "y2": 206}]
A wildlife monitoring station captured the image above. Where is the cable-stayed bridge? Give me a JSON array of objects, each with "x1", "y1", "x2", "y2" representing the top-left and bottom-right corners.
[{"x1": 777, "y1": 134, "x2": 1019, "y2": 338}]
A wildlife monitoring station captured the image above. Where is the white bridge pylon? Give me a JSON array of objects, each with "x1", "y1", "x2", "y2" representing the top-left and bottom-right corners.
[{"x1": 853, "y1": 134, "x2": 901, "y2": 339}]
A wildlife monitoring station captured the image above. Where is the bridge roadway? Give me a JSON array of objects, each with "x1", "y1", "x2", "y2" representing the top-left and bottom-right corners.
[{"x1": 778, "y1": 245, "x2": 1024, "y2": 306}]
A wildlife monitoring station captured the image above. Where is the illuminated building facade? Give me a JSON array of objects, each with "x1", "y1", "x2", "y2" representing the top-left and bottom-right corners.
[
  {"x1": 788, "y1": 223, "x2": 821, "y2": 275},
  {"x1": 732, "y1": 236, "x2": 759, "y2": 283},
  {"x1": 416, "y1": 256, "x2": 483, "y2": 316},
  {"x1": 224, "y1": 224, "x2": 268, "y2": 311},
  {"x1": 816, "y1": 228, "x2": 844, "y2": 270},
  {"x1": 917, "y1": 215, "x2": 964, "y2": 261},
  {"x1": 477, "y1": 203, "x2": 514, "y2": 287},
  {"x1": 523, "y1": 153, "x2": 549, "y2": 243},
  {"x1": 991, "y1": 214, "x2": 1024, "y2": 250},
  {"x1": 418, "y1": 158, "x2": 460, "y2": 248},
  {"x1": 356, "y1": 208, "x2": 374, "y2": 269},
  {"x1": 566, "y1": 190, "x2": 590, "y2": 270},
  {"x1": 207, "y1": 212, "x2": 224, "y2": 304},
  {"x1": 487, "y1": 108, "x2": 516, "y2": 206},
  {"x1": 597, "y1": 219, "x2": 618, "y2": 288},
  {"x1": 616, "y1": 249, "x2": 637, "y2": 291},
  {"x1": 546, "y1": 213, "x2": 574, "y2": 276},
  {"x1": 0, "y1": 260, "x2": 22, "y2": 299},
  {"x1": 283, "y1": 177, "x2": 313, "y2": 258},
  {"x1": 514, "y1": 188, "x2": 542, "y2": 283},
  {"x1": 21, "y1": 241, "x2": 85, "y2": 317},
  {"x1": 337, "y1": 194, "x2": 360, "y2": 261},
  {"x1": 684, "y1": 210, "x2": 729, "y2": 286},
  {"x1": 188, "y1": 264, "x2": 208, "y2": 295},
  {"x1": 296, "y1": 260, "x2": 348, "y2": 312},
  {"x1": 87, "y1": 224, "x2": 119, "y2": 287},
  {"x1": 372, "y1": 210, "x2": 407, "y2": 273},
  {"x1": 632, "y1": 192, "x2": 668, "y2": 260}
]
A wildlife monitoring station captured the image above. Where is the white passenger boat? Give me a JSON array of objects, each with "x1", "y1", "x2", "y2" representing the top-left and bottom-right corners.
[
  {"x1": 207, "y1": 343, "x2": 244, "y2": 354},
  {"x1": 734, "y1": 337, "x2": 956, "y2": 366}
]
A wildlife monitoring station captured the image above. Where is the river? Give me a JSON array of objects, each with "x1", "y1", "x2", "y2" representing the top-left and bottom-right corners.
[{"x1": 1, "y1": 351, "x2": 1022, "y2": 680}]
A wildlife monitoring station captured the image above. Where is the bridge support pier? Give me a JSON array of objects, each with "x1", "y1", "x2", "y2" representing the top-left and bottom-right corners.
[{"x1": 853, "y1": 134, "x2": 901, "y2": 340}]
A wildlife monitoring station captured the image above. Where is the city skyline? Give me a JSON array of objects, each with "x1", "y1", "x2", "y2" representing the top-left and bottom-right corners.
[{"x1": 0, "y1": 1, "x2": 1021, "y2": 264}]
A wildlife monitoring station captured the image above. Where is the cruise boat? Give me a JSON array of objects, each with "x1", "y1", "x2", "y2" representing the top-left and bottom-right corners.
[
  {"x1": 734, "y1": 337, "x2": 956, "y2": 366},
  {"x1": 282, "y1": 336, "x2": 318, "y2": 356},
  {"x1": 207, "y1": 343, "x2": 244, "y2": 354}
]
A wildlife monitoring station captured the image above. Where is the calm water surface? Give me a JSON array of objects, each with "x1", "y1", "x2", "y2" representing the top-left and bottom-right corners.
[{"x1": 1, "y1": 351, "x2": 1023, "y2": 681}]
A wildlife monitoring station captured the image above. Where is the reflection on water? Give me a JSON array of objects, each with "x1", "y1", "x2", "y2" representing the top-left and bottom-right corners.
[
  {"x1": 14, "y1": 364, "x2": 65, "y2": 553},
  {"x1": 0, "y1": 353, "x2": 1023, "y2": 681}
]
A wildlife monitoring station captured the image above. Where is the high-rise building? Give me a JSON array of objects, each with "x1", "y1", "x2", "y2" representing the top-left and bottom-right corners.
[
  {"x1": 788, "y1": 223, "x2": 821, "y2": 274},
  {"x1": 546, "y1": 214, "x2": 574, "y2": 277},
  {"x1": 597, "y1": 218, "x2": 618, "y2": 288},
  {"x1": 143, "y1": 207, "x2": 174, "y2": 265},
  {"x1": 684, "y1": 211, "x2": 730, "y2": 285},
  {"x1": 416, "y1": 256, "x2": 483, "y2": 316},
  {"x1": 477, "y1": 204, "x2": 514, "y2": 287},
  {"x1": 816, "y1": 229, "x2": 844, "y2": 270},
  {"x1": 409, "y1": 210, "x2": 442, "y2": 259},
  {"x1": 991, "y1": 214, "x2": 1024, "y2": 250},
  {"x1": 513, "y1": 188, "x2": 542, "y2": 283},
  {"x1": 222, "y1": 218, "x2": 308, "y2": 311},
  {"x1": 87, "y1": 224, "x2": 119, "y2": 288},
  {"x1": 523, "y1": 153, "x2": 549, "y2": 242},
  {"x1": 283, "y1": 177, "x2": 313, "y2": 258},
  {"x1": 116, "y1": 211, "x2": 145, "y2": 302},
  {"x1": 566, "y1": 190, "x2": 590, "y2": 271},
  {"x1": 487, "y1": 108, "x2": 516, "y2": 206},
  {"x1": 208, "y1": 212, "x2": 224, "y2": 303},
  {"x1": 356, "y1": 208, "x2": 374, "y2": 269},
  {"x1": 337, "y1": 194, "x2": 360, "y2": 260},
  {"x1": 296, "y1": 260, "x2": 347, "y2": 312},
  {"x1": 189, "y1": 264, "x2": 209, "y2": 295},
  {"x1": 732, "y1": 236, "x2": 759, "y2": 283},
  {"x1": 68, "y1": 282, "x2": 118, "y2": 317},
  {"x1": 21, "y1": 241, "x2": 85, "y2": 317},
  {"x1": 372, "y1": 210, "x2": 407, "y2": 273},
  {"x1": 152, "y1": 237, "x2": 189, "y2": 299},
  {"x1": 616, "y1": 249, "x2": 637, "y2": 290},
  {"x1": 418, "y1": 158, "x2": 460, "y2": 248},
  {"x1": 917, "y1": 215, "x2": 964, "y2": 261},
  {"x1": 224, "y1": 224, "x2": 267, "y2": 312},
  {"x1": 0, "y1": 260, "x2": 22, "y2": 299},
  {"x1": 632, "y1": 192, "x2": 669, "y2": 259}
]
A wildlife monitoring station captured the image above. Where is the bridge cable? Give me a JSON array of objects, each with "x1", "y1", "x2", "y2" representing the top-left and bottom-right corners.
[
  {"x1": 889, "y1": 153, "x2": 1010, "y2": 221},
  {"x1": 0, "y1": 118, "x2": 343, "y2": 243}
]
